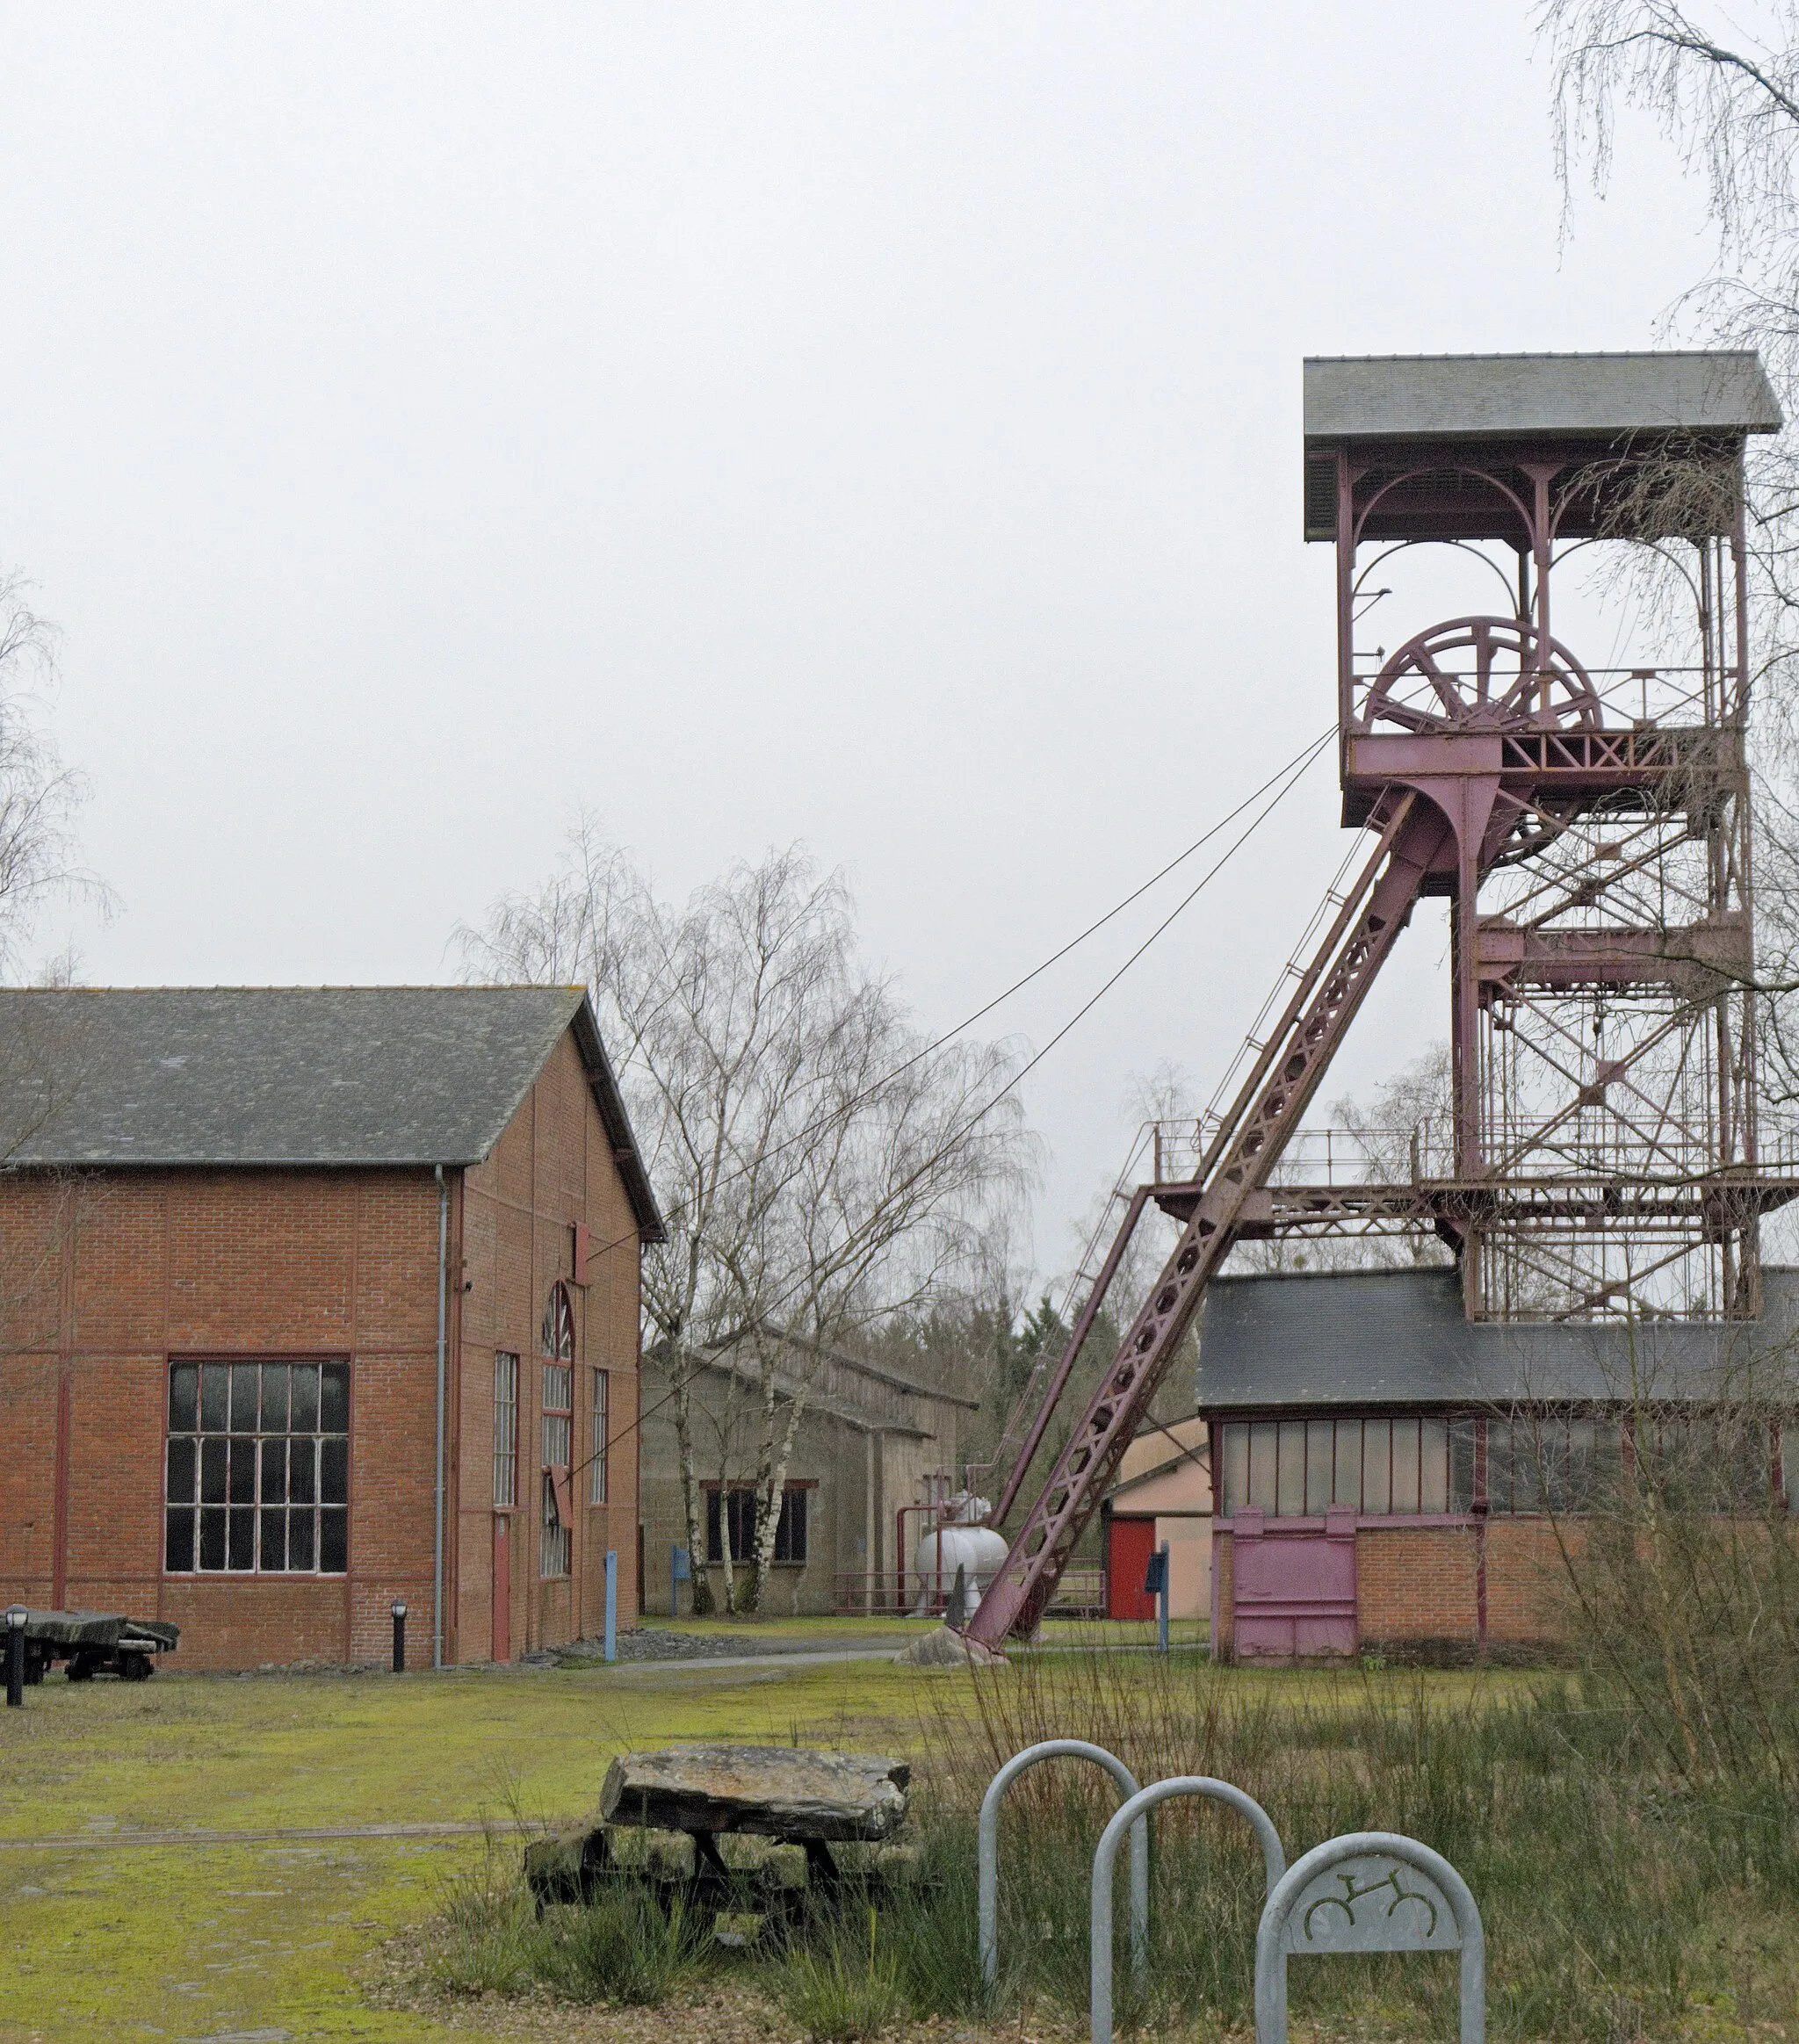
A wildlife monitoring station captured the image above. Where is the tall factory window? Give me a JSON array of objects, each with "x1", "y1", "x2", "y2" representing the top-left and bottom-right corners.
[
  {"x1": 1218, "y1": 1416, "x2": 1471, "y2": 1518},
  {"x1": 540, "y1": 1283, "x2": 574, "y2": 1578},
  {"x1": 493, "y1": 1352, "x2": 518, "y2": 1508},
  {"x1": 589, "y1": 1369, "x2": 609, "y2": 1505},
  {"x1": 165, "y1": 1360, "x2": 349, "y2": 1575}
]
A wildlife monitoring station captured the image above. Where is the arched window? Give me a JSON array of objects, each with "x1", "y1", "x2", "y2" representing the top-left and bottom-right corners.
[
  {"x1": 539, "y1": 1282, "x2": 574, "y2": 1578},
  {"x1": 542, "y1": 1283, "x2": 574, "y2": 1364}
]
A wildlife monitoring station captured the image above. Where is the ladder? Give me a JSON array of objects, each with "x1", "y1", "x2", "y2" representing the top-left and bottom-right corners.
[
  {"x1": 964, "y1": 792, "x2": 1449, "y2": 1648},
  {"x1": 986, "y1": 1180, "x2": 1152, "y2": 1530}
]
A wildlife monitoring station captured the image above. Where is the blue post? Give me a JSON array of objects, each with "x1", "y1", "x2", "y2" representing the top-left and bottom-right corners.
[
  {"x1": 670, "y1": 1543, "x2": 690, "y2": 1620},
  {"x1": 603, "y1": 1550, "x2": 618, "y2": 1663},
  {"x1": 1142, "y1": 1542, "x2": 1170, "y2": 1654},
  {"x1": 1158, "y1": 1540, "x2": 1170, "y2": 1655}
]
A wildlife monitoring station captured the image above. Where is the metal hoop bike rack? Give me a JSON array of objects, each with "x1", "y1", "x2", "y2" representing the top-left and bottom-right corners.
[
  {"x1": 1254, "y1": 1830, "x2": 1484, "y2": 2044},
  {"x1": 1089, "y1": 1775, "x2": 1285, "y2": 2044},
  {"x1": 979, "y1": 1741, "x2": 1146, "y2": 1992}
]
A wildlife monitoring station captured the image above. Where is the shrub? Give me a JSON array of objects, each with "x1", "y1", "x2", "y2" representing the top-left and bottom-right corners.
[
  {"x1": 426, "y1": 1848, "x2": 548, "y2": 1997},
  {"x1": 538, "y1": 1887, "x2": 707, "y2": 2005},
  {"x1": 778, "y1": 1906, "x2": 903, "y2": 2041}
]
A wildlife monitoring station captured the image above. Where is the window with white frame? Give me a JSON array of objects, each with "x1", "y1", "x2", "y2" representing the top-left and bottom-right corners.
[
  {"x1": 540, "y1": 1283, "x2": 574, "y2": 1577},
  {"x1": 493, "y1": 1352, "x2": 518, "y2": 1508},
  {"x1": 165, "y1": 1361, "x2": 350, "y2": 1574},
  {"x1": 589, "y1": 1368, "x2": 609, "y2": 1505}
]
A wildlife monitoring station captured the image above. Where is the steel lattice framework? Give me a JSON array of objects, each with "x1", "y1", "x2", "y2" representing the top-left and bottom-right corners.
[{"x1": 967, "y1": 352, "x2": 1799, "y2": 1647}]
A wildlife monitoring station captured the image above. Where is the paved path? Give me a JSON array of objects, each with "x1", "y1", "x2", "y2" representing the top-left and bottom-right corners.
[
  {"x1": 0, "y1": 1820, "x2": 493, "y2": 1851},
  {"x1": 603, "y1": 1643, "x2": 907, "y2": 1672}
]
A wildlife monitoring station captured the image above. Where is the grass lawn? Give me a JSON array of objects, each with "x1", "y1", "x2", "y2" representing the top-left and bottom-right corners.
[
  {"x1": 2, "y1": 1644, "x2": 1788, "y2": 2044},
  {"x1": 0, "y1": 1652, "x2": 948, "y2": 2044}
]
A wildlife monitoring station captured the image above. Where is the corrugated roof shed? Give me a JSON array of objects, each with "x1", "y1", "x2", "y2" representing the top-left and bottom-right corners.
[
  {"x1": 1196, "y1": 1266, "x2": 1799, "y2": 1409},
  {"x1": 1304, "y1": 351, "x2": 1782, "y2": 446},
  {"x1": 0, "y1": 986, "x2": 663, "y2": 1237}
]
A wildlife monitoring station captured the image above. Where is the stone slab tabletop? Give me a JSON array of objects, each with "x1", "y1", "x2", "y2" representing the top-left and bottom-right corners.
[{"x1": 599, "y1": 1744, "x2": 911, "y2": 1842}]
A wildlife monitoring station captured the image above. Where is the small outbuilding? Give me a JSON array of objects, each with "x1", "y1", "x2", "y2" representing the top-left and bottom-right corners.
[
  {"x1": 638, "y1": 1335, "x2": 979, "y2": 1616},
  {"x1": 1101, "y1": 1414, "x2": 1211, "y2": 1621},
  {"x1": 1198, "y1": 1266, "x2": 1799, "y2": 1662}
]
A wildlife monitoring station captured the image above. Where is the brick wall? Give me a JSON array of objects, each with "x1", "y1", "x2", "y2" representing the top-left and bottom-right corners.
[
  {"x1": 453, "y1": 1028, "x2": 642, "y2": 1663},
  {"x1": 1356, "y1": 1524, "x2": 1479, "y2": 1652},
  {"x1": 1210, "y1": 1515, "x2": 1580, "y2": 1662},
  {"x1": 1483, "y1": 1518, "x2": 1580, "y2": 1649},
  {"x1": 0, "y1": 1024, "x2": 643, "y2": 1672},
  {"x1": 1212, "y1": 1528, "x2": 1234, "y2": 1657}
]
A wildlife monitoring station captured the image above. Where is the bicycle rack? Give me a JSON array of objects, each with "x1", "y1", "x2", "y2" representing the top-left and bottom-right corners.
[
  {"x1": 1254, "y1": 1831, "x2": 1484, "y2": 2044},
  {"x1": 1089, "y1": 1776, "x2": 1285, "y2": 2044},
  {"x1": 979, "y1": 1741, "x2": 1146, "y2": 1992}
]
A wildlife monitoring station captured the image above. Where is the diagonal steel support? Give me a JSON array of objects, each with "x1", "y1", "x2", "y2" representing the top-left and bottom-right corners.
[
  {"x1": 988, "y1": 1188, "x2": 1151, "y2": 1530},
  {"x1": 965, "y1": 793, "x2": 1450, "y2": 1648}
]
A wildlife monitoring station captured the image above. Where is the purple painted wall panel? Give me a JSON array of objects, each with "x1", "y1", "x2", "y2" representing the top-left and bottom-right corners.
[{"x1": 1232, "y1": 1506, "x2": 1357, "y2": 1660}]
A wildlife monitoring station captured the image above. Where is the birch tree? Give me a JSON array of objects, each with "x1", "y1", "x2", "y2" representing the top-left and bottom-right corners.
[
  {"x1": 461, "y1": 823, "x2": 1035, "y2": 1613},
  {"x1": 0, "y1": 572, "x2": 99, "y2": 985},
  {"x1": 1538, "y1": 6, "x2": 1799, "y2": 1132}
]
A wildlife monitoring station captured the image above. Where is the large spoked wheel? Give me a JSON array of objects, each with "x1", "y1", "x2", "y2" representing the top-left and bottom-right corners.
[{"x1": 1357, "y1": 616, "x2": 1603, "y2": 736}]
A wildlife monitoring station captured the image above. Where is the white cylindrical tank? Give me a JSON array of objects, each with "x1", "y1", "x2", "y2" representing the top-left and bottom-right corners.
[{"x1": 913, "y1": 1522, "x2": 1010, "y2": 1614}]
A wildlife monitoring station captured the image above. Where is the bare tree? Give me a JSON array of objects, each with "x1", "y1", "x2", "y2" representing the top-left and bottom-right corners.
[
  {"x1": 1539, "y1": 6, "x2": 1799, "y2": 1145},
  {"x1": 0, "y1": 573, "x2": 102, "y2": 981},
  {"x1": 461, "y1": 822, "x2": 1037, "y2": 1613}
]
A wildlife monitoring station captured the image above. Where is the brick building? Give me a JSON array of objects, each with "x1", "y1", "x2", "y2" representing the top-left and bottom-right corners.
[
  {"x1": 638, "y1": 1335, "x2": 977, "y2": 1616},
  {"x1": 1199, "y1": 1267, "x2": 1799, "y2": 1661},
  {"x1": 0, "y1": 986, "x2": 661, "y2": 1671}
]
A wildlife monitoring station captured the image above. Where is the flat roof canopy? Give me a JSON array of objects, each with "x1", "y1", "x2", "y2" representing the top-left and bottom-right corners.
[{"x1": 1304, "y1": 351, "x2": 1781, "y2": 449}]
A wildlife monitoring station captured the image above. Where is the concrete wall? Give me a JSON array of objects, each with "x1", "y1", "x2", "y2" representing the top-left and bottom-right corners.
[{"x1": 637, "y1": 1383, "x2": 887, "y2": 1616}]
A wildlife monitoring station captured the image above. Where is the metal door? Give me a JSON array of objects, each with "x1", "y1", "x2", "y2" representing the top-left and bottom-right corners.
[
  {"x1": 1232, "y1": 1506, "x2": 1356, "y2": 1660},
  {"x1": 1106, "y1": 1517, "x2": 1158, "y2": 1621}
]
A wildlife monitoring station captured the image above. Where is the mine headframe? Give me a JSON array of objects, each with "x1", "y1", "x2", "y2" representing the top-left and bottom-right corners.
[{"x1": 969, "y1": 352, "x2": 1793, "y2": 1648}]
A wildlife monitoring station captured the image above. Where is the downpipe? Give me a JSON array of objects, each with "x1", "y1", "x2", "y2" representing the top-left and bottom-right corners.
[{"x1": 434, "y1": 1164, "x2": 448, "y2": 1671}]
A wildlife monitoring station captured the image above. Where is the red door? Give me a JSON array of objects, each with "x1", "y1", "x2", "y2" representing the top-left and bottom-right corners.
[
  {"x1": 491, "y1": 1515, "x2": 511, "y2": 1663},
  {"x1": 1232, "y1": 1506, "x2": 1357, "y2": 1660},
  {"x1": 1107, "y1": 1517, "x2": 1158, "y2": 1620}
]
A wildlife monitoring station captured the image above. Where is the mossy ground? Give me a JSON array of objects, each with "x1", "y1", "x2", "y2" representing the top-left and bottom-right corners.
[
  {"x1": 2, "y1": 1642, "x2": 1781, "y2": 2044},
  {"x1": 0, "y1": 1650, "x2": 947, "y2": 2042},
  {"x1": 0, "y1": 1637, "x2": 1300, "y2": 2042}
]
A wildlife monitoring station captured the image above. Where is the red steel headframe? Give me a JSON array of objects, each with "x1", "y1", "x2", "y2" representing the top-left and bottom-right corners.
[{"x1": 966, "y1": 791, "x2": 1450, "y2": 1647}]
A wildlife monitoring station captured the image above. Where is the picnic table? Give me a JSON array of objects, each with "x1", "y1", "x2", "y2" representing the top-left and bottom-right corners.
[
  {"x1": 14, "y1": 1610, "x2": 180, "y2": 1684},
  {"x1": 525, "y1": 1744, "x2": 912, "y2": 1920}
]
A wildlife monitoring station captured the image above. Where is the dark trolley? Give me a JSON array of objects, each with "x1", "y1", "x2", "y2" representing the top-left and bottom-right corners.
[{"x1": 14, "y1": 1609, "x2": 180, "y2": 1684}]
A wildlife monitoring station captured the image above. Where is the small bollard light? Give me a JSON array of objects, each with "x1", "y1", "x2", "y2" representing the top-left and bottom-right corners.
[
  {"x1": 5, "y1": 1605, "x2": 28, "y2": 1708},
  {"x1": 390, "y1": 1599, "x2": 408, "y2": 1674}
]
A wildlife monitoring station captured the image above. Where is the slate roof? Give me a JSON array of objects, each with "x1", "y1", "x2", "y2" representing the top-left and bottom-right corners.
[
  {"x1": 0, "y1": 986, "x2": 664, "y2": 1238},
  {"x1": 1196, "y1": 1266, "x2": 1799, "y2": 1410},
  {"x1": 1304, "y1": 351, "x2": 1783, "y2": 447}
]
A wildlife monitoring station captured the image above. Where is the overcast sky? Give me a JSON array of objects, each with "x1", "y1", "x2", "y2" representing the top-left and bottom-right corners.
[{"x1": 0, "y1": 5, "x2": 1718, "y2": 1275}]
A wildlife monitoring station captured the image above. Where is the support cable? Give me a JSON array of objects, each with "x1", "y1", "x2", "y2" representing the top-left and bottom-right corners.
[{"x1": 567, "y1": 730, "x2": 1334, "y2": 1490}]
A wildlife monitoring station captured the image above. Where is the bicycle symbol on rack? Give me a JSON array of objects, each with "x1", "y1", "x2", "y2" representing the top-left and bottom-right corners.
[{"x1": 1301, "y1": 1862, "x2": 1441, "y2": 1946}]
